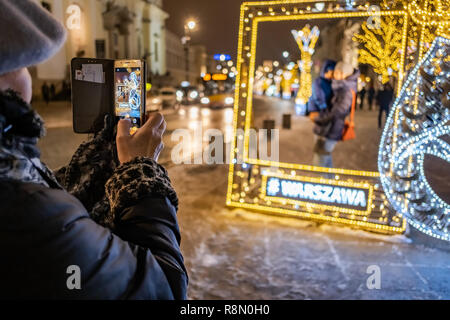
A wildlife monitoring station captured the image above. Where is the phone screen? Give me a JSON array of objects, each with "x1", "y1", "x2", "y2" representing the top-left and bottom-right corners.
[{"x1": 114, "y1": 65, "x2": 143, "y2": 133}]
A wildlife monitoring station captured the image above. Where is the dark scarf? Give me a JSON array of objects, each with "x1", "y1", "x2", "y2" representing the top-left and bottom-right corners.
[
  {"x1": 0, "y1": 89, "x2": 117, "y2": 226},
  {"x1": 0, "y1": 90, "x2": 61, "y2": 188}
]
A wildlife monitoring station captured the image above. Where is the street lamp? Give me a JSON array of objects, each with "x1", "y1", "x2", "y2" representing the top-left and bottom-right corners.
[
  {"x1": 183, "y1": 19, "x2": 197, "y2": 83},
  {"x1": 186, "y1": 20, "x2": 196, "y2": 31}
]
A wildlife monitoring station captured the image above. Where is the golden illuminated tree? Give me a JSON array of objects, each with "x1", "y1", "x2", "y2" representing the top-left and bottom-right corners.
[
  {"x1": 353, "y1": 16, "x2": 403, "y2": 84},
  {"x1": 354, "y1": 0, "x2": 449, "y2": 82}
]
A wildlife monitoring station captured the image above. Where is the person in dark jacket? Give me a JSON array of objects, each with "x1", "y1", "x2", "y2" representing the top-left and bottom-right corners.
[
  {"x1": 41, "y1": 81, "x2": 50, "y2": 104},
  {"x1": 307, "y1": 59, "x2": 336, "y2": 113},
  {"x1": 312, "y1": 61, "x2": 360, "y2": 169},
  {"x1": 0, "y1": 0, "x2": 187, "y2": 299},
  {"x1": 376, "y1": 83, "x2": 394, "y2": 129},
  {"x1": 50, "y1": 83, "x2": 56, "y2": 101},
  {"x1": 358, "y1": 86, "x2": 366, "y2": 110},
  {"x1": 367, "y1": 82, "x2": 375, "y2": 111}
]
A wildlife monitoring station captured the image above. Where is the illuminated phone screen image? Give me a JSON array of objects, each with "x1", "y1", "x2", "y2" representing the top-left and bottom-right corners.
[{"x1": 115, "y1": 67, "x2": 142, "y2": 131}]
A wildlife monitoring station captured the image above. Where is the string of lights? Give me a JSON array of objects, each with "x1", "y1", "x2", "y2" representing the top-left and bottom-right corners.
[
  {"x1": 292, "y1": 25, "x2": 320, "y2": 106},
  {"x1": 378, "y1": 36, "x2": 450, "y2": 241}
]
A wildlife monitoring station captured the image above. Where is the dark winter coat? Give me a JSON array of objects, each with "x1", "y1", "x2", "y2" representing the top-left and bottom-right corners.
[
  {"x1": 368, "y1": 87, "x2": 375, "y2": 101},
  {"x1": 376, "y1": 87, "x2": 394, "y2": 110},
  {"x1": 314, "y1": 69, "x2": 360, "y2": 141},
  {"x1": 0, "y1": 90, "x2": 188, "y2": 299},
  {"x1": 307, "y1": 60, "x2": 336, "y2": 112}
]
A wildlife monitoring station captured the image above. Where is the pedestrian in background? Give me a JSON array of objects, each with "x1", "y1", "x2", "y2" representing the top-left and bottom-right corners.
[
  {"x1": 62, "y1": 79, "x2": 71, "y2": 100},
  {"x1": 41, "y1": 81, "x2": 50, "y2": 104},
  {"x1": 358, "y1": 85, "x2": 366, "y2": 110},
  {"x1": 0, "y1": 0, "x2": 187, "y2": 299},
  {"x1": 367, "y1": 82, "x2": 375, "y2": 111},
  {"x1": 312, "y1": 61, "x2": 359, "y2": 170},
  {"x1": 376, "y1": 82, "x2": 394, "y2": 129},
  {"x1": 50, "y1": 83, "x2": 55, "y2": 101}
]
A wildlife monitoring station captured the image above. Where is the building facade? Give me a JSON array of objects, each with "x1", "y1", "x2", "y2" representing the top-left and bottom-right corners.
[
  {"x1": 165, "y1": 30, "x2": 210, "y2": 87},
  {"x1": 165, "y1": 30, "x2": 186, "y2": 86},
  {"x1": 33, "y1": 0, "x2": 169, "y2": 95}
]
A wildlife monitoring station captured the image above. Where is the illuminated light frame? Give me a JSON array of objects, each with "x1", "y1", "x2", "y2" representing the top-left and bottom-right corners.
[
  {"x1": 226, "y1": 0, "x2": 411, "y2": 234},
  {"x1": 261, "y1": 172, "x2": 374, "y2": 216}
]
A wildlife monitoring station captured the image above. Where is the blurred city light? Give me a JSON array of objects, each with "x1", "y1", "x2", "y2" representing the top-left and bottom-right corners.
[{"x1": 186, "y1": 20, "x2": 196, "y2": 30}]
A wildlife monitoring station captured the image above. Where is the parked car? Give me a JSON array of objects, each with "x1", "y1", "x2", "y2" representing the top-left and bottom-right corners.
[
  {"x1": 159, "y1": 87, "x2": 179, "y2": 109},
  {"x1": 200, "y1": 92, "x2": 234, "y2": 109}
]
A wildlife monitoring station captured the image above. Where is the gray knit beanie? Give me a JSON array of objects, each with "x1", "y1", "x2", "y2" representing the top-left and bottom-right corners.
[
  {"x1": 335, "y1": 61, "x2": 354, "y2": 79},
  {"x1": 0, "y1": 0, "x2": 67, "y2": 75}
]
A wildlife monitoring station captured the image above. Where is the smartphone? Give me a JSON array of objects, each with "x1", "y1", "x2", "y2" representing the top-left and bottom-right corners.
[{"x1": 114, "y1": 60, "x2": 146, "y2": 134}]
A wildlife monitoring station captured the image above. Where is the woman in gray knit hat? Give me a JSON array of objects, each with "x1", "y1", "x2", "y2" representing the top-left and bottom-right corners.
[{"x1": 0, "y1": 0, "x2": 187, "y2": 299}]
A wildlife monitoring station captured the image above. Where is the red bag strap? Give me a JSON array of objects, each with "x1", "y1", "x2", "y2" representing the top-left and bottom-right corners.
[{"x1": 349, "y1": 89, "x2": 356, "y2": 125}]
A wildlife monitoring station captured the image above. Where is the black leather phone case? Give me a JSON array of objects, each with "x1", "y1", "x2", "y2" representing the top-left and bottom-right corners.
[{"x1": 71, "y1": 58, "x2": 114, "y2": 134}]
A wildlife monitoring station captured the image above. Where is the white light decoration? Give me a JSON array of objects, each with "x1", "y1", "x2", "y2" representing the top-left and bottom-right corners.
[
  {"x1": 378, "y1": 37, "x2": 450, "y2": 241},
  {"x1": 345, "y1": 0, "x2": 354, "y2": 10},
  {"x1": 314, "y1": 2, "x2": 325, "y2": 12}
]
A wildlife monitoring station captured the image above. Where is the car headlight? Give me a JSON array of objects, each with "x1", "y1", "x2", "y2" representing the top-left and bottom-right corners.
[
  {"x1": 225, "y1": 97, "x2": 234, "y2": 105},
  {"x1": 176, "y1": 91, "x2": 183, "y2": 102},
  {"x1": 201, "y1": 97, "x2": 210, "y2": 105},
  {"x1": 189, "y1": 90, "x2": 199, "y2": 99}
]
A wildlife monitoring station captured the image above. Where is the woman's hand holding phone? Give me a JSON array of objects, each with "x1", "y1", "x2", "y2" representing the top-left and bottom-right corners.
[{"x1": 116, "y1": 113, "x2": 166, "y2": 164}]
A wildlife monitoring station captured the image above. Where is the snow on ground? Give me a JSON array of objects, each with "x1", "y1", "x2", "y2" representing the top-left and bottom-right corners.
[{"x1": 169, "y1": 163, "x2": 450, "y2": 300}]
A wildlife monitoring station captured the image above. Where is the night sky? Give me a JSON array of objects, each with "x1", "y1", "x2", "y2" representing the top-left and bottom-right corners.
[
  {"x1": 163, "y1": 1, "x2": 349, "y2": 66},
  {"x1": 163, "y1": 0, "x2": 252, "y2": 59}
]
